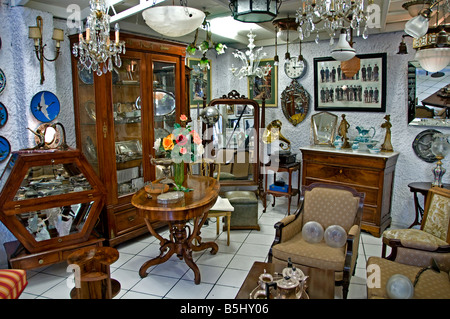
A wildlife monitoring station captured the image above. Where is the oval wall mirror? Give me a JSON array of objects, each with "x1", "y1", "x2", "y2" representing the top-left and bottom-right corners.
[{"x1": 281, "y1": 80, "x2": 310, "y2": 126}]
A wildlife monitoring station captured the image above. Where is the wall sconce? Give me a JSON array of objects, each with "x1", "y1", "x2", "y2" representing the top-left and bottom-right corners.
[{"x1": 28, "y1": 16, "x2": 64, "y2": 85}]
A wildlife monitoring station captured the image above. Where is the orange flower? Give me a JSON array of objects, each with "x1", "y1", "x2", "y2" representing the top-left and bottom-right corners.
[{"x1": 162, "y1": 134, "x2": 174, "y2": 151}]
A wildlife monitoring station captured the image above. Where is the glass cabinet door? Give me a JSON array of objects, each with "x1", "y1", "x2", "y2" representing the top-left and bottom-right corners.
[
  {"x1": 113, "y1": 57, "x2": 144, "y2": 197},
  {"x1": 77, "y1": 69, "x2": 98, "y2": 173}
]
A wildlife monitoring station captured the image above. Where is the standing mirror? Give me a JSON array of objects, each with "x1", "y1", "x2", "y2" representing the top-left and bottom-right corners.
[
  {"x1": 311, "y1": 111, "x2": 338, "y2": 145},
  {"x1": 408, "y1": 61, "x2": 450, "y2": 127},
  {"x1": 204, "y1": 90, "x2": 265, "y2": 191}
]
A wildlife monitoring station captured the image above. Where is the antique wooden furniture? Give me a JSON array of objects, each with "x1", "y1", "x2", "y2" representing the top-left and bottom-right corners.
[
  {"x1": 408, "y1": 182, "x2": 450, "y2": 228},
  {"x1": 367, "y1": 256, "x2": 450, "y2": 299},
  {"x1": 70, "y1": 33, "x2": 188, "y2": 247},
  {"x1": 300, "y1": 146, "x2": 399, "y2": 237},
  {"x1": 131, "y1": 176, "x2": 219, "y2": 284},
  {"x1": 382, "y1": 187, "x2": 450, "y2": 271},
  {"x1": 263, "y1": 161, "x2": 301, "y2": 214},
  {"x1": 268, "y1": 183, "x2": 365, "y2": 299},
  {"x1": 204, "y1": 90, "x2": 265, "y2": 195},
  {"x1": 0, "y1": 269, "x2": 27, "y2": 299},
  {"x1": 0, "y1": 149, "x2": 105, "y2": 270},
  {"x1": 67, "y1": 246, "x2": 120, "y2": 299}
]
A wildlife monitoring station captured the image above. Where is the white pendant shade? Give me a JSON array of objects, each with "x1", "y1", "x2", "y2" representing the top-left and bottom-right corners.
[
  {"x1": 142, "y1": 6, "x2": 205, "y2": 37},
  {"x1": 331, "y1": 32, "x2": 356, "y2": 61},
  {"x1": 415, "y1": 48, "x2": 450, "y2": 73},
  {"x1": 277, "y1": 29, "x2": 298, "y2": 42},
  {"x1": 404, "y1": 14, "x2": 429, "y2": 38}
]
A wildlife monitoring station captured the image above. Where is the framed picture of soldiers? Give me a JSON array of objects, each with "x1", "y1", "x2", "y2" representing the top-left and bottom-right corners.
[{"x1": 313, "y1": 53, "x2": 386, "y2": 112}]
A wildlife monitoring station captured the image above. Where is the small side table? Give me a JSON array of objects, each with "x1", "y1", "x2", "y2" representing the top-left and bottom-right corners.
[
  {"x1": 408, "y1": 182, "x2": 450, "y2": 228},
  {"x1": 263, "y1": 161, "x2": 301, "y2": 215},
  {"x1": 67, "y1": 246, "x2": 120, "y2": 299}
]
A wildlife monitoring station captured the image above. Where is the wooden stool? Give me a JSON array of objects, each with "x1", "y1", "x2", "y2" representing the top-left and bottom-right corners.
[{"x1": 67, "y1": 246, "x2": 120, "y2": 299}]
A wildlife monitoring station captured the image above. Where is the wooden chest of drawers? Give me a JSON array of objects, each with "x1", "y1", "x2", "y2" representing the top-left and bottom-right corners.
[{"x1": 300, "y1": 146, "x2": 399, "y2": 237}]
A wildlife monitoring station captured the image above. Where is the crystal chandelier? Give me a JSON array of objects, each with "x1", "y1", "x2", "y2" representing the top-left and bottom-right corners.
[
  {"x1": 72, "y1": 0, "x2": 126, "y2": 76},
  {"x1": 296, "y1": 0, "x2": 373, "y2": 42},
  {"x1": 230, "y1": 30, "x2": 272, "y2": 79}
]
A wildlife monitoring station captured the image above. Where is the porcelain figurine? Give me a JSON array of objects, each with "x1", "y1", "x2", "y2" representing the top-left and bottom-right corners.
[{"x1": 381, "y1": 114, "x2": 393, "y2": 152}]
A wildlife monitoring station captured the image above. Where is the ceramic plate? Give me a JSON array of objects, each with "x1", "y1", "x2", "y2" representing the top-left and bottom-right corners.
[
  {"x1": 79, "y1": 68, "x2": 94, "y2": 85},
  {"x1": 412, "y1": 129, "x2": 441, "y2": 163},
  {"x1": 0, "y1": 136, "x2": 11, "y2": 162},
  {"x1": 30, "y1": 91, "x2": 60, "y2": 123},
  {"x1": 0, "y1": 68, "x2": 6, "y2": 95},
  {"x1": 0, "y1": 102, "x2": 8, "y2": 128}
]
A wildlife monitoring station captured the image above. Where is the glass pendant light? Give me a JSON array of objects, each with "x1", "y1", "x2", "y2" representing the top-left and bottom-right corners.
[
  {"x1": 331, "y1": 29, "x2": 356, "y2": 62},
  {"x1": 404, "y1": 10, "x2": 431, "y2": 38}
]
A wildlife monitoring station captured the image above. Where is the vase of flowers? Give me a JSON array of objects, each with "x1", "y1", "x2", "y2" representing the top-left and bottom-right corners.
[{"x1": 153, "y1": 115, "x2": 204, "y2": 189}]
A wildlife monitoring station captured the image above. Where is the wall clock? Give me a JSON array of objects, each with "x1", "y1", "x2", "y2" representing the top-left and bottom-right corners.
[
  {"x1": 0, "y1": 68, "x2": 6, "y2": 95},
  {"x1": 284, "y1": 57, "x2": 307, "y2": 79},
  {"x1": 0, "y1": 136, "x2": 10, "y2": 162},
  {"x1": 30, "y1": 91, "x2": 60, "y2": 123},
  {"x1": 0, "y1": 102, "x2": 8, "y2": 128}
]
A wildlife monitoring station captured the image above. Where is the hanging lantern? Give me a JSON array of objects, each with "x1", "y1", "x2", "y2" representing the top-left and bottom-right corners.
[{"x1": 229, "y1": 0, "x2": 281, "y2": 23}]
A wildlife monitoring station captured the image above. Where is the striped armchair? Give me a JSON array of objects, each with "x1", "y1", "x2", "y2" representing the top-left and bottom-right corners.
[
  {"x1": 0, "y1": 269, "x2": 27, "y2": 299},
  {"x1": 268, "y1": 182, "x2": 365, "y2": 299}
]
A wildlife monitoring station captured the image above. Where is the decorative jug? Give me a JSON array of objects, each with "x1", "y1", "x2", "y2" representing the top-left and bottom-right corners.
[{"x1": 355, "y1": 126, "x2": 376, "y2": 143}]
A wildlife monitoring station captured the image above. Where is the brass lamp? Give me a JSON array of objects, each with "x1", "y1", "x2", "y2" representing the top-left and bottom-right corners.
[{"x1": 28, "y1": 16, "x2": 64, "y2": 85}]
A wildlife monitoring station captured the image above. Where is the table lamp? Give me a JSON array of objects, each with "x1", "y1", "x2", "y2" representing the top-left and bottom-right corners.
[{"x1": 431, "y1": 133, "x2": 450, "y2": 187}]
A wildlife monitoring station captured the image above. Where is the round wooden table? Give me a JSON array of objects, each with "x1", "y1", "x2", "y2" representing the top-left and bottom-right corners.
[{"x1": 131, "y1": 175, "x2": 220, "y2": 284}]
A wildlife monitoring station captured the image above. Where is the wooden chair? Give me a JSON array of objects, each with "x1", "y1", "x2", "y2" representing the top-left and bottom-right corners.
[
  {"x1": 268, "y1": 182, "x2": 365, "y2": 299},
  {"x1": 382, "y1": 186, "x2": 450, "y2": 272},
  {"x1": 189, "y1": 159, "x2": 233, "y2": 245}
]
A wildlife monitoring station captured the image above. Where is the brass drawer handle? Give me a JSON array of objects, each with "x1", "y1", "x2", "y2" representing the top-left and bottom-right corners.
[
  {"x1": 128, "y1": 216, "x2": 136, "y2": 222},
  {"x1": 339, "y1": 169, "x2": 343, "y2": 174}
]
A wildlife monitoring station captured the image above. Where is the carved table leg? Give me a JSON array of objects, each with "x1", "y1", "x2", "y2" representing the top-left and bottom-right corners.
[{"x1": 190, "y1": 214, "x2": 218, "y2": 255}]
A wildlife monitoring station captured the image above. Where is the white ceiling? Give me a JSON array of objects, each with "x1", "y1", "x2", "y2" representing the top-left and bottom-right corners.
[{"x1": 17, "y1": 0, "x2": 435, "y2": 48}]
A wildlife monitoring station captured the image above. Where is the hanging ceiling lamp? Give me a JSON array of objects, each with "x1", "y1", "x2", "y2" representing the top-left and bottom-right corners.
[
  {"x1": 296, "y1": 0, "x2": 373, "y2": 41},
  {"x1": 273, "y1": 17, "x2": 299, "y2": 42},
  {"x1": 406, "y1": 0, "x2": 450, "y2": 73},
  {"x1": 402, "y1": 0, "x2": 434, "y2": 17},
  {"x1": 142, "y1": 1, "x2": 205, "y2": 37},
  {"x1": 229, "y1": 0, "x2": 282, "y2": 23},
  {"x1": 72, "y1": 0, "x2": 125, "y2": 76},
  {"x1": 331, "y1": 29, "x2": 356, "y2": 61}
]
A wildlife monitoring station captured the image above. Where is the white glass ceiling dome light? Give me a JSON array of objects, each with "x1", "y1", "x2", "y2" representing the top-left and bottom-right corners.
[
  {"x1": 331, "y1": 29, "x2": 356, "y2": 61},
  {"x1": 142, "y1": 6, "x2": 205, "y2": 37},
  {"x1": 415, "y1": 48, "x2": 450, "y2": 72}
]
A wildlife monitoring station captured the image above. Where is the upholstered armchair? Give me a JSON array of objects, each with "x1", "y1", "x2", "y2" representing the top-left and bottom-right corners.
[
  {"x1": 382, "y1": 186, "x2": 450, "y2": 273},
  {"x1": 268, "y1": 183, "x2": 365, "y2": 299},
  {"x1": 367, "y1": 256, "x2": 450, "y2": 299}
]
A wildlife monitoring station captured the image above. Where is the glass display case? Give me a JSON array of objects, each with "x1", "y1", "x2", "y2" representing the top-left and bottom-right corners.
[
  {"x1": 0, "y1": 149, "x2": 106, "y2": 254},
  {"x1": 70, "y1": 33, "x2": 188, "y2": 246}
]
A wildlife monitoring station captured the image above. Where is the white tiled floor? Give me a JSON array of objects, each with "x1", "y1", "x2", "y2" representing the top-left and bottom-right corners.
[{"x1": 19, "y1": 198, "x2": 387, "y2": 299}]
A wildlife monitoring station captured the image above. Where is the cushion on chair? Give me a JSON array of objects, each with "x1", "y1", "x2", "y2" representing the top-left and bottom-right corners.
[
  {"x1": 383, "y1": 228, "x2": 448, "y2": 247},
  {"x1": 422, "y1": 192, "x2": 450, "y2": 242},
  {"x1": 0, "y1": 269, "x2": 27, "y2": 299},
  {"x1": 303, "y1": 187, "x2": 359, "y2": 232},
  {"x1": 367, "y1": 256, "x2": 450, "y2": 299},
  {"x1": 271, "y1": 232, "x2": 346, "y2": 271},
  {"x1": 210, "y1": 196, "x2": 234, "y2": 212}
]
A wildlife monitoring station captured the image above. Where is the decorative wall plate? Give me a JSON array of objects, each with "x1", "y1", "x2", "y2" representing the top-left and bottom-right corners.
[
  {"x1": 30, "y1": 91, "x2": 60, "y2": 123},
  {"x1": 0, "y1": 68, "x2": 6, "y2": 95},
  {"x1": 412, "y1": 129, "x2": 441, "y2": 163},
  {"x1": 0, "y1": 136, "x2": 11, "y2": 162},
  {"x1": 0, "y1": 102, "x2": 8, "y2": 128},
  {"x1": 79, "y1": 68, "x2": 94, "y2": 85}
]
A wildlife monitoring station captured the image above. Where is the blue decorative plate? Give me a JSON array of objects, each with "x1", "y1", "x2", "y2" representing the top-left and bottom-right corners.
[
  {"x1": 0, "y1": 136, "x2": 10, "y2": 162},
  {"x1": 30, "y1": 91, "x2": 60, "y2": 123},
  {"x1": 79, "y1": 68, "x2": 94, "y2": 85},
  {"x1": 0, "y1": 102, "x2": 7, "y2": 128},
  {"x1": 0, "y1": 68, "x2": 6, "y2": 95}
]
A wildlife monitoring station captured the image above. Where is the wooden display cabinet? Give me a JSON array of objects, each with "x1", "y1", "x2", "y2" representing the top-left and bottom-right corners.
[
  {"x1": 0, "y1": 149, "x2": 106, "y2": 269},
  {"x1": 70, "y1": 33, "x2": 188, "y2": 246},
  {"x1": 300, "y1": 146, "x2": 399, "y2": 237}
]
